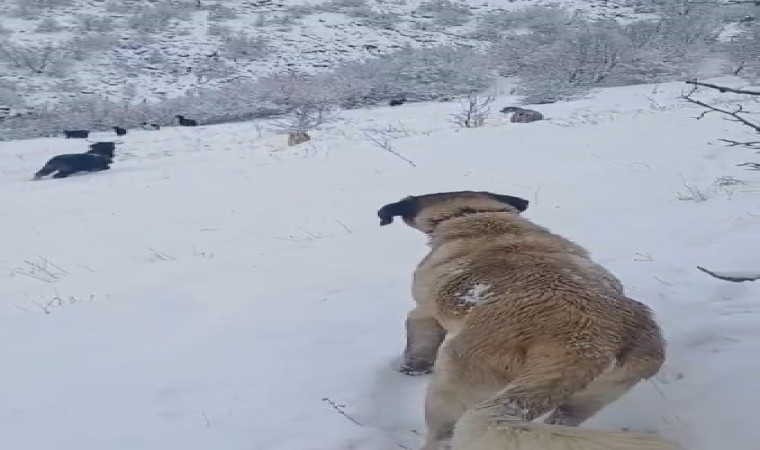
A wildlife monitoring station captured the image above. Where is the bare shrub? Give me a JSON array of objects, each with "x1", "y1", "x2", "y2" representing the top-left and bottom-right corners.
[
  {"x1": 64, "y1": 35, "x2": 118, "y2": 61},
  {"x1": 207, "y1": 4, "x2": 238, "y2": 21},
  {"x1": 75, "y1": 14, "x2": 115, "y2": 33},
  {"x1": 282, "y1": 4, "x2": 317, "y2": 19},
  {"x1": 451, "y1": 94, "x2": 493, "y2": 128},
  {"x1": 0, "y1": 40, "x2": 67, "y2": 75},
  {"x1": 35, "y1": 17, "x2": 65, "y2": 33},
  {"x1": 207, "y1": 23, "x2": 232, "y2": 37},
  {"x1": 127, "y1": 3, "x2": 192, "y2": 33},
  {"x1": 220, "y1": 32, "x2": 271, "y2": 60},
  {"x1": 416, "y1": 0, "x2": 472, "y2": 27},
  {"x1": 272, "y1": 106, "x2": 338, "y2": 134},
  {"x1": 11, "y1": 0, "x2": 74, "y2": 17}
]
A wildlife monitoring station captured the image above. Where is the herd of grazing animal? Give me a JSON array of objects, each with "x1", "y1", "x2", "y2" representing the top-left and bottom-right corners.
[
  {"x1": 35, "y1": 115, "x2": 199, "y2": 180},
  {"x1": 38, "y1": 100, "x2": 544, "y2": 181}
]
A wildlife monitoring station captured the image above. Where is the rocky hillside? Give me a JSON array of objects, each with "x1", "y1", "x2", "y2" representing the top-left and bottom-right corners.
[{"x1": 0, "y1": 0, "x2": 641, "y2": 110}]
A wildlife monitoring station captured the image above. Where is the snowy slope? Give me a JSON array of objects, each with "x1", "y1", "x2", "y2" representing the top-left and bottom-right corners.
[
  {"x1": 0, "y1": 0, "x2": 639, "y2": 108},
  {"x1": 0, "y1": 78, "x2": 759, "y2": 450}
]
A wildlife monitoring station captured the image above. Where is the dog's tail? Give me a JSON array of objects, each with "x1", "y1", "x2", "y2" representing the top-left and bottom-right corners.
[{"x1": 452, "y1": 407, "x2": 677, "y2": 450}]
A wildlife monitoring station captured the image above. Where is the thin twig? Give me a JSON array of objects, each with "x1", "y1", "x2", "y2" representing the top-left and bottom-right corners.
[{"x1": 362, "y1": 131, "x2": 417, "y2": 167}]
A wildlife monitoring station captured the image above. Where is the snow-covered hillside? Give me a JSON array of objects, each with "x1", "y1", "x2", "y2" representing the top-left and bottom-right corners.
[
  {"x1": 0, "y1": 78, "x2": 758, "y2": 450},
  {"x1": 0, "y1": 0, "x2": 639, "y2": 107}
]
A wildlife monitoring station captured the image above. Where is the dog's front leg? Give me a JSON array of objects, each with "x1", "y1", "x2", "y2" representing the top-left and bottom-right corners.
[{"x1": 399, "y1": 307, "x2": 446, "y2": 375}]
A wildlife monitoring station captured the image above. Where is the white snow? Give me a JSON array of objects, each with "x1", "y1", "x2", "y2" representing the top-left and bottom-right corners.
[
  {"x1": 0, "y1": 78, "x2": 759, "y2": 450},
  {"x1": 459, "y1": 283, "x2": 493, "y2": 306}
]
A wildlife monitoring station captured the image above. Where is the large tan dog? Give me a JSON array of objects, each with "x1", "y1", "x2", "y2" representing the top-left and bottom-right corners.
[{"x1": 377, "y1": 191, "x2": 675, "y2": 450}]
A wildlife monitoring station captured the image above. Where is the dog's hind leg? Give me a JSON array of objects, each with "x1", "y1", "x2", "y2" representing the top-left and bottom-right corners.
[
  {"x1": 544, "y1": 356, "x2": 663, "y2": 427},
  {"x1": 419, "y1": 373, "x2": 470, "y2": 450},
  {"x1": 400, "y1": 306, "x2": 446, "y2": 375},
  {"x1": 428, "y1": 349, "x2": 610, "y2": 450},
  {"x1": 52, "y1": 169, "x2": 75, "y2": 178},
  {"x1": 33, "y1": 164, "x2": 56, "y2": 179}
]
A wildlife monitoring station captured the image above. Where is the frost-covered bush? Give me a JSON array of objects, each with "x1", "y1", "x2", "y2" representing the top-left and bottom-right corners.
[
  {"x1": 192, "y1": 58, "x2": 237, "y2": 83},
  {"x1": 207, "y1": 4, "x2": 238, "y2": 22},
  {"x1": 329, "y1": 45, "x2": 492, "y2": 105},
  {"x1": 75, "y1": 14, "x2": 115, "y2": 33},
  {"x1": 11, "y1": 0, "x2": 73, "y2": 17},
  {"x1": 358, "y1": 10, "x2": 402, "y2": 28},
  {"x1": 0, "y1": 80, "x2": 24, "y2": 109},
  {"x1": 220, "y1": 32, "x2": 271, "y2": 60},
  {"x1": 104, "y1": 0, "x2": 141, "y2": 14},
  {"x1": 35, "y1": 17, "x2": 65, "y2": 33},
  {"x1": 724, "y1": 24, "x2": 760, "y2": 78},
  {"x1": 415, "y1": 0, "x2": 472, "y2": 27},
  {"x1": 318, "y1": 0, "x2": 368, "y2": 12},
  {"x1": 64, "y1": 35, "x2": 118, "y2": 61},
  {"x1": 470, "y1": 5, "x2": 576, "y2": 41},
  {"x1": 484, "y1": 3, "x2": 729, "y2": 103},
  {"x1": 0, "y1": 40, "x2": 68, "y2": 75},
  {"x1": 283, "y1": 4, "x2": 318, "y2": 19},
  {"x1": 127, "y1": 3, "x2": 192, "y2": 33},
  {"x1": 207, "y1": 23, "x2": 233, "y2": 37}
]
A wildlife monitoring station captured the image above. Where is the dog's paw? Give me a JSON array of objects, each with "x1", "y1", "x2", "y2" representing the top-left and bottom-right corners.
[
  {"x1": 399, "y1": 366, "x2": 433, "y2": 376},
  {"x1": 397, "y1": 359, "x2": 434, "y2": 376}
]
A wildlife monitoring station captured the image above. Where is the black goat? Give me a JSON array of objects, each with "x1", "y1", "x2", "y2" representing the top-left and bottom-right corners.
[
  {"x1": 113, "y1": 126, "x2": 127, "y2": 136},
  {"x1": 64, "y1": 129, "x2": 90, "y2": 139},
  {"x1": 176, "y1": 115, "x2": 198, "y2": 127},
  {"x1": 140, "y1": 122, "x2": 161, "y2": 130}
]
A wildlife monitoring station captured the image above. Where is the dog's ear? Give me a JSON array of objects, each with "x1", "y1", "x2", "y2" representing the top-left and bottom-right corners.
[
  {"x1": 378, "y1": 197, "x2": 416, "y2": 226},
  {"x1": 487, "y1": 193, "x2": 530, "y2": 212}
]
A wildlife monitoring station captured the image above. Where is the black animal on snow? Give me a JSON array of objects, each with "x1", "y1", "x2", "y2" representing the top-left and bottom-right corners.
[
  {"x1": 33, "y1": 146, "x2": 114, "y2": 180},
  {"x1": 389, "y1": 98, "x2": 407, "y2": 107},
  {"x1": 63, "y1": 129, "x2": 90, "y2": 139},
  {"x1": 113, "y1": 126, "x2": 127, "y2": 136},
  {"x1": 140, "y1": 122, "x2": 161, "y2": 130},
  {"x1": 176, "y1": 115, "x2": 198, "y2": 126},
  {"x1": 87, "y1": 141, "x2": 117, "y2": 159}
]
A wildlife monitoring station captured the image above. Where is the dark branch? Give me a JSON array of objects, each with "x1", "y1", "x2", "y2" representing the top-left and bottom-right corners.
[
  {"x1": 681, "y1": 87, "x2": 760, "y2": 134},
  {"x1": 718, "y1": 139, "x2": 760, "y2": 149},
  {"x1": 685, "y1": 80, "x2": 760, "y2": 96},
  {"x1": 697, "y1": 266, "x2": 760, "y2": 282}
]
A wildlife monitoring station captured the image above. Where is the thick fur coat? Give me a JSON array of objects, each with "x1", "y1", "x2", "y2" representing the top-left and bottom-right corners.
[{"x1": 378, "y1": 191, "x2": 675, "y2": 450}]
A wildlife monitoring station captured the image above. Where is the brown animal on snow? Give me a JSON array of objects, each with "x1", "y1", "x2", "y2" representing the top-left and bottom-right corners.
[
  {"x1": 287, "y1": 131, "x2": 311, "y2": 146},
  {"x1": 377, "y1": 191, "x2": 673, "y2": 450},
  {"x1": 501, "y1": 106, "x2": 544, "y2": 123}
]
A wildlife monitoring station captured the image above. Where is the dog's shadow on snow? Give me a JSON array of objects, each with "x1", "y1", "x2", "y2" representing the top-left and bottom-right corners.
[{"x1": 353, "y1": 355, "x2": 428, "y2": 450}]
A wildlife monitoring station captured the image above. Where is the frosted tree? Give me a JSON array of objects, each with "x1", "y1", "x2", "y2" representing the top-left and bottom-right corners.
[
  {"x1": 451, "y1": 94, "x2": 493, "y2": 128},
  {"x1": 0, "y1": 40, "x2": 67, "y2": 75},
  {"x1": 416, "y1": 0, "x2": 473, "y2": 27},
  {"x1": 261, "y1": 72, "x2": 341, "y2": 133},
  {"x1": 220, "y1": 32, "x2": 271, "y2": 60},
  {"x1": 724, "y1": 20, "x2": 760, "y2": 78}
]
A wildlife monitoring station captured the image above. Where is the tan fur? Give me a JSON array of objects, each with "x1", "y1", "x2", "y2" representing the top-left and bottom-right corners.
[
  {"x1": 382, "y1": 192, "x2": 672, "y2": 450},
  {"x1": 287, "y1": 131, "x2": 311, "y2": 146}
]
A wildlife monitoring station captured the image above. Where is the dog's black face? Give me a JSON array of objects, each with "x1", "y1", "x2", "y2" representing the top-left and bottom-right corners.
[
  {"x1": 378, "y1": 191, "x2": 529, "y2": 227},
  {"x1": 86, "y1": 146, "x2": 115, "y2": 160}
]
